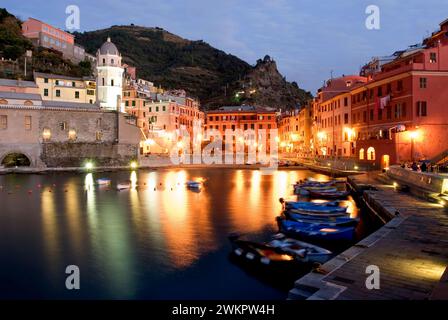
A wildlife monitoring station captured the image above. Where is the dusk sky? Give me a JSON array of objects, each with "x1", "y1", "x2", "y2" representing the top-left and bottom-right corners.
[{"x1": 4, "y1": 0, "x2": 448, "y2": 92}]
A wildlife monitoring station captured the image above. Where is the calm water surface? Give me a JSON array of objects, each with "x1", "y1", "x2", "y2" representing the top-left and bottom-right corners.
[{"x1": 0, "y1": 168, "x2": 367, "y2": 299}]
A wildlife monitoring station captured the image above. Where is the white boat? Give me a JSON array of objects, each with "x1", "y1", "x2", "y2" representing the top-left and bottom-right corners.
[
  {"x1": 117, "y1": 181, "x2": 132, "y2": 190},
  {"x1": 97, "y1": 178, "x2": 111, "y2": 186},
  {"x1": 267, "y1": 234, "x2": 333, "y2": 264}
]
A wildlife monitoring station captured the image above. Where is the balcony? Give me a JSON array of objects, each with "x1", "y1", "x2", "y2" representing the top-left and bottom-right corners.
[{"x1": 374, "y1": 62, "x2": 424, "y2": 81}]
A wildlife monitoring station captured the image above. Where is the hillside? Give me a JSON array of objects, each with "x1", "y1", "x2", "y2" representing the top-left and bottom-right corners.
[{"x1": 75, "y1": 25, "x2": 312, "y2": 109}]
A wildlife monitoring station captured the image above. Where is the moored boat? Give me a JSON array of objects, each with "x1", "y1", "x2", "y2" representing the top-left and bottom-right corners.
[
  {"x1": 117, "y1": 180, "x2": 132, "y2": 190},
  {"x1": 267, "y1": 234, "x2": 332, "y2": 264},
  {"x1": 284, "y1": 210, "x2": 359, "y2": 227},
  {"x1": 283, "y1": 201, "x2": 347, "y2": 213},
  {"x1": 186, "y1": 181, "x2": 202, "y2": 189},
  {"x1": 276, "y1": 216, "x2": 355, "y2": 241},
  {"x1": 228, "y1": 234, "x2": 332, "y2": 267},
  {"x1": 97, "y1": 178, "x2": 111, "y2": 186},
  {"x1": 308, "y1": 190, "x2": 350, "y2": 199}
]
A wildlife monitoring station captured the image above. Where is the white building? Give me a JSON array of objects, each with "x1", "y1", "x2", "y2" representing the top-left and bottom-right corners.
[{"x1": 96, "y1": 37, "x2": 124, "y2": 112}]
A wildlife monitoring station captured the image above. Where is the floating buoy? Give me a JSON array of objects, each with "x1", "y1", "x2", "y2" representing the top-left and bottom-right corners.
[
  {"x1": 49, "y1": 189, "x2": 52, "y2": 193},
  {"x1": 64, "y1": 189, "x2": 68, "y2": 193},
  {"x1": 144, "y1": 182, "x2": 147, "y2": 186},
  {"x1": 28, "y1": 190, "x2": 33, "y2": 194},
  {"x1": 159, "y1": 183, "x2": 162, "y2": 186}
]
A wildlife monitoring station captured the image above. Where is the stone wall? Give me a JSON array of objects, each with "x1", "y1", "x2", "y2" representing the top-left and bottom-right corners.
[
  {"x1": 387, "y1": 165, "x2": 447, "y2": 194},
  {"x1": 41, "y1": 142, "x2": 138, "y2": 167}
]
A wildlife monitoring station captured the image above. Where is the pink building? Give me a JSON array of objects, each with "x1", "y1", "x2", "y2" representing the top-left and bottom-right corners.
[
  {"x1": 21, "y1": 18, "x2": 82, "y2": 62},
  {"x1": 352, "y1": 18, "x2": 448, "y2": 166}
]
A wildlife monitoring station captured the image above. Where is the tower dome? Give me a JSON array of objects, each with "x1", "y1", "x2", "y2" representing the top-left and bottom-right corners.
[{"x1": 99, "y1": 37, "x2": 119, "y2": 55}]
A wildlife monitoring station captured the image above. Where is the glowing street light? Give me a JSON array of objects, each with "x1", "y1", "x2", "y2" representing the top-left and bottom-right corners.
[
  {"x1": 130, "y1": 161, "x2": 138, "y2": 169},
  {"x1": 85, "y1": 161, "x2": 94, "y2": 170}
]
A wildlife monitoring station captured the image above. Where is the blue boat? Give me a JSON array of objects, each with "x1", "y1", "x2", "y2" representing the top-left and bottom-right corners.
[
  {"x1": 285, "y1": 211, "x2": 359, "y2": 227},
  {"x1": 284, "y1": 201, "x2": 347, "y2": 213},
  {"x1": 276, "y1": 217, "x2": 355, "y2": 241}
]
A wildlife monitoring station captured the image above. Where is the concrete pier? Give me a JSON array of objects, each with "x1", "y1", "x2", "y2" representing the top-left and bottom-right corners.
[{"x1": 289, "y1": 173, "x2": 448, "y2": 300}]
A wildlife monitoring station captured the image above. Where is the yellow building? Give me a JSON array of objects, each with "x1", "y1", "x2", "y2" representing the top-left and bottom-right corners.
[
  {"x1": 278, "y1": 110, "x2": 301, "y2": 154},
  {"x1": 34, "y1": 72, "x2": 96, "y2": 104}
]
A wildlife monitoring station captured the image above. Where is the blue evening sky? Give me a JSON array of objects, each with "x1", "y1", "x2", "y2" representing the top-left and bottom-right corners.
[{"x1": 3, "y1": 0, "x2": 447, "y2": 92}]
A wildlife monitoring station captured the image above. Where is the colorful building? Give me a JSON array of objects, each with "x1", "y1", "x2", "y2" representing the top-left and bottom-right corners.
[
  {"x1": 22, "y1": 18, "x2": 86, "y2": 63},
  {"x1": 34, "y1": 72, "x2": 96, "y2": 104},
  {"x1": 204, "y1": 106, "x2": 278, "y2": 153},
  {"x1": 352, "y1": 18, "x2": 448, "y2": 167},
  {"x1": 312, "y1": 75, "x2": 367, "y2": 158}
]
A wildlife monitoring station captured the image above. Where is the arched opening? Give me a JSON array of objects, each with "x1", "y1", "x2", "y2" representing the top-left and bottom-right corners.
[
  {"x1": 367, "y1": 147, "x2": 376, "y2": 161},
  {"x1": 382, "y1": 154, "x2": 390, "y2": 169},
  {"x1": 359, "y1": 148, "x2": 365, "y2": 160},
  {"x1": 1, "y1": 153, "x2": 31, "y2": 167}
]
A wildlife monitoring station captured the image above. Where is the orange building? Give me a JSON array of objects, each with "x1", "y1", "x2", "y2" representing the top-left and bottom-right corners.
[{"x1": 204, "y1": 106, "x2": 278, "y2": 152}]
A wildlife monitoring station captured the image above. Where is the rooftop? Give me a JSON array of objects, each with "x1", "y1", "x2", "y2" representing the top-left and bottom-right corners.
[
  {"x1": 99, "y1": 37, "x2": 119, "y2": 55},
  {"x1": 0, "y1": 91, "x2": 42, "y2": 101},
  {"x1": 42, "y1": 100, "x2": 100, "y2": 110},
  {"x1": 0, "y1": 78, "x2": 38, "y2": 88},
  {"x1": 33, "y1": 72, "x2": 88, "y2": 82}
]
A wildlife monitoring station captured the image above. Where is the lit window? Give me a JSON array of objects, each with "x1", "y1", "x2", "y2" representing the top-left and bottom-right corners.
[
  {"x1": 359, "y1": 148, "x2": 365, "y2": 160},
  {"x1": 68, "y1": 129, "x2": 77, "y2": 141},
  {"x1": 430, "y1": 52, "x2": 437, "y2": 63},
  {"x1": 367, "y1": 147, "x2": 376, "y2": 160},
  {"x1": 43, "y1": 128, "x2": 51, "y2": 140}
]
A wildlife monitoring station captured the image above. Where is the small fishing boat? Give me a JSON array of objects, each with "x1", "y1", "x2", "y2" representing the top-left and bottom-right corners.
[
  {"x1": 308, "y1": 190, "x2": 350, "y2": 199},
  {"x1": 294, "y1": 185, "x2": 338, "y2": 196},
  {"x1": 284, "y1": 211, "x2": 359, "y2": 227},
  {"x1": 288, "y1": 208, "x2": 348, "y2": 217},
  {"x1": 117, "y1": 180, "x2": 132, "y2": 190},
  {"x1": 186, "y1": 181, "x2": 202, "y2": 189},
  {"x1": 277, "y1": 217, "x2": 355, "y2": 241},
  {"x1": 97, "y1": 178, "x2": 111, "y2": 186},
  {"x1": 282, "y1": 200, "x2": 347, "y2": 213},
  {"x1": 267, "y1": 234, "x2": 333, "y2": 264},
  {"x1": 229, "y1": 236, "x2": 296, "y2": 268},
  {"x1": 228, "y1": 234, "x2": 332, "y2": 267}
]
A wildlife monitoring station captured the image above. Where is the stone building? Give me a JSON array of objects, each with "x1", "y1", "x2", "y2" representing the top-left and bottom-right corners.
[{"x1": 0, "y1": 92, "x2": 141, "y2": 168}]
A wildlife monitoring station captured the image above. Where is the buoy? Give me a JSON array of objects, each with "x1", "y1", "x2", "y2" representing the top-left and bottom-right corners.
[
  {"x1": 64, "y1": 189, "x2": 68, "y2": 193},
  {"x1": 144, "y1": 182, "x2": 147, "y2": 186},
  {"x1": 28, "y1": 190, "x2": 33, "y2": 194},
  {"x1": 159, "y1": 183, "x2": 162, "y2": 186},
  {"x1": 49, "y1": 190, "x2": 52, "y2": 193},
  {"x1": 37, "y1": 184, "x2": 42, "y2": 188}
]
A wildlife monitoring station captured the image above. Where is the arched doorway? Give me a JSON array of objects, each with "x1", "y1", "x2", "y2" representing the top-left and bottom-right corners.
[
  {"x1": 382, "y1": 155, "x2": 390, "y2": 169},
  {"x1": 1, "y1": 153, "x2": 31, "y2": 167}
]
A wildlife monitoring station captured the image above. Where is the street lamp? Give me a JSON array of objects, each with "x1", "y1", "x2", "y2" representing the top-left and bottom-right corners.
[{"x1": 409, "y1": 130, "x2": 420, "y2": 161}]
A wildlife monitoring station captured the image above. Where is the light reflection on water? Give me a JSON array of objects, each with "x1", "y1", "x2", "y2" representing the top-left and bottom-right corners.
[{"x1": 0, "y1": 168, "x2": 360, "y2": 299}]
